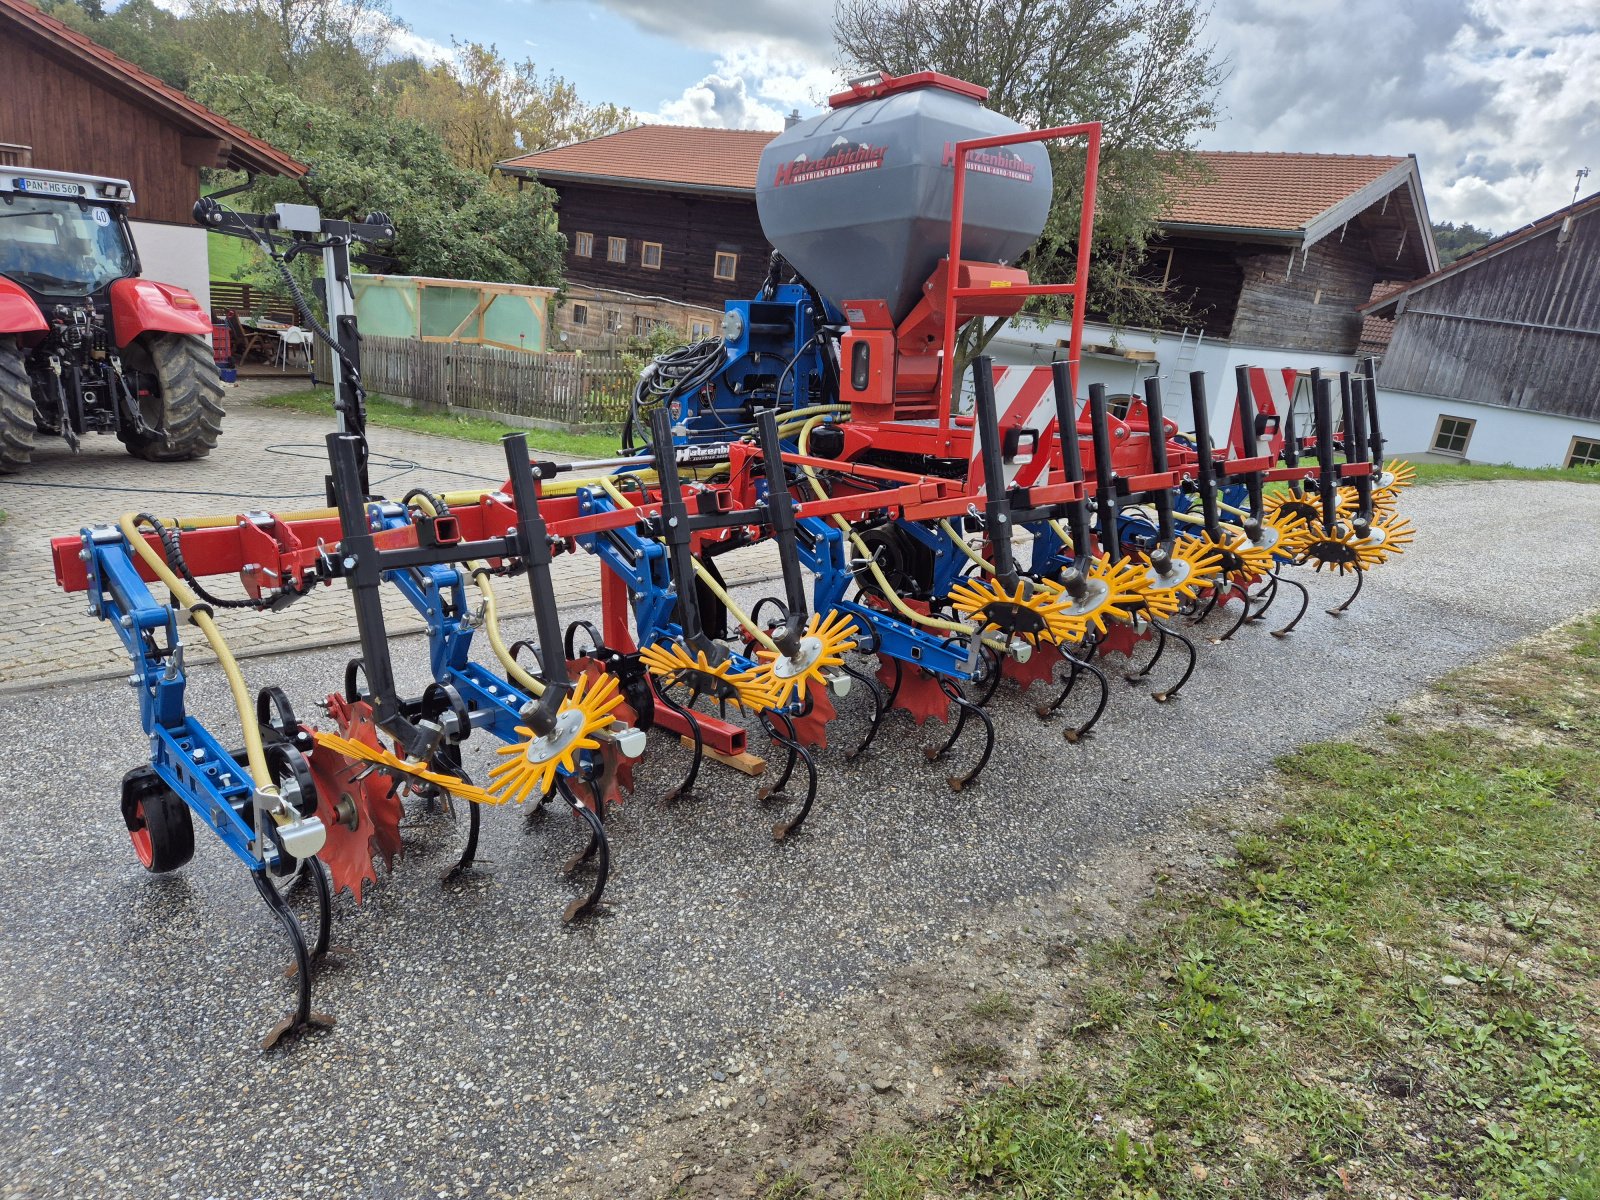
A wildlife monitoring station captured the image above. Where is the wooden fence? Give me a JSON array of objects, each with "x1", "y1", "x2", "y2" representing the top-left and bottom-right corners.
[
  {"x1": 318, "y1": 335, "x2": 634, "y2": 431},
  {"x1": 208, "y1": 281, "x2": 297, "y2": 323}
]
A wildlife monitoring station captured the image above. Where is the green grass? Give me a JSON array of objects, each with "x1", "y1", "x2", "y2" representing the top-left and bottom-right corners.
[
  {"x1": 851, "y1": 614, "x2": 1600, "y2": 1199},
  {"x1": 1410, "y1": 460, "x2": 1600, "y2": 485},
  {"x1": 253, "y1": 387, "x2": 621, "y2": 460},
  {"x1": 208, "y1": 230, "x2": 262, "y2": 281}
]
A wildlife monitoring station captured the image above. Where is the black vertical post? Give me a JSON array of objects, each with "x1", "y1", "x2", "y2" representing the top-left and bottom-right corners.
[
  {"x1": 650, "y1": 407, "x2": 707, "y2": 648},
  {"x1": 972, "y1": 356, "x2": 1020, "y2": 590},
  {"x1": 327, "y1": 431, "x2": 412, "y2": 744},
  {"x1": 1313, "y1": 377, "x2": 1340, "y2": 529},
  {"x1": 1363, "y1": 356, "x2": 1386, "y2": 464},
  {"x1": 1346, "y1": 374, "x2": 1374, "y2": 525},
  {"x1": 1338, "y1": 372, "x2": 1357, "y2": 460},
  {"x1": 1188, "y1": 371, "x2": 1222, "y2": 538},
  {"x1": 754, "y1": 407, "x2": 808, "y2": 655},
  {"x1": 1232, "y1": 364, "x2": 1265, "y2": 528},
  {"x1": 1049, "y1": 361, "x2": 1093, "y2": 567},
  {"x1": 503, "y1": 433, "x2": 572, "y2": 733},
  {"x1": 1087, "y1": 383, "x2": 1122, "y2": 563},
  {"x1": 1141, "y1": 377, "x2": 1176, "y2": 546}
]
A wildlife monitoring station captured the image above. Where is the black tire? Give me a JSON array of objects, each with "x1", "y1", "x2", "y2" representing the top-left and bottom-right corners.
[
  {"x1": 0, "y1": 336, "x2": 36, "y2": 474},
  {"x1": 120, "y1": 769, "x2": 196, "y2": 873},
  {"x1": 119, "y1": 333, "x2": 224, "y2": 462}
]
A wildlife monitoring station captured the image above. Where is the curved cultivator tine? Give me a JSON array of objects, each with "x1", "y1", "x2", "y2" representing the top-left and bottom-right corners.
[{"x1": 925, "y1": 677, "x2": 995, "y2": 793}]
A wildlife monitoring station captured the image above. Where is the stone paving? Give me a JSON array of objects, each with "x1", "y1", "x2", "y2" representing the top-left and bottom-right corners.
[{"x1": 0, "y1": 380, "x2": 778, "y2": 691}]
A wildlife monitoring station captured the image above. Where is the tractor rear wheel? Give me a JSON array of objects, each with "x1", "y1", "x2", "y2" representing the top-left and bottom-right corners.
[
  {"x1": 0, "y1": 337, "x2": 36, "y2": 474},
  {"x1": 119, "y1": 333, "x2": 225, "y2": 462}
]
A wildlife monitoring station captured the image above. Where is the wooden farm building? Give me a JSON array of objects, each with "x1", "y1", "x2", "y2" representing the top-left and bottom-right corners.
[
  {"x1": 501, "y1": 131, "x2": 1437, "y2": 427},
  {"x1": 499, "y1": 126, "x2": 777, "y2": 349},
  {"x1": 0, "y1": 0, "x2": 304, "y2": 312},
  {"x1": 1358, "y1": 190, "x2": 1600, "y2": 468}
]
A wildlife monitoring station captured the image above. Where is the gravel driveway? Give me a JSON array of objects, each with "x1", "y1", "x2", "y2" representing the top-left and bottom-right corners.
[{"x1": 2, "y1": 476, "x2": 1598, "y2": 1200}]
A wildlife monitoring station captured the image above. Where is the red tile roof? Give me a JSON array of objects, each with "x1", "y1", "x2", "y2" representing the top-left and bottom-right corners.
[
  {"x1": 1358, "y1": 280, "x2": 1405, "y2": 354},
  {"x1": 502, "y1": 133, "x2": 1412, "y2": 239},
  {"x1": 0, "y1": 0, "x2": 305, "y2": 177},
  {"x1": 501, "y1": 125, "x2": 780, "y2": 192},
  {"x1": 1164, "y1": 152, "x2": 1409, "y2": 231}
]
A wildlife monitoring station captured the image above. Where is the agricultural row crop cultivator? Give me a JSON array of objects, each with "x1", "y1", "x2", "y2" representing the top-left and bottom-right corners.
[{"x1": 52, "y1": 70, "x2": 1418, "y2": 1046}]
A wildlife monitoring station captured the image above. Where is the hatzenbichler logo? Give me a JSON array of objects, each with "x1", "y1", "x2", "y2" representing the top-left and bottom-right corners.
[
  {"x1": 773, "y1": 138, "x2": 887, "y2": 187},
  {"x1": 942, "y1": 143, "x2": 1035, "y2": 182}
]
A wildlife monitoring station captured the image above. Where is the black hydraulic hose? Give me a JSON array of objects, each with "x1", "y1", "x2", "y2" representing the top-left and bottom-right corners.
[
  {"x1": 1086, "y1": 383, "x2": 1122, "y2": 563},
  {"x1": 133, "y1": 512, "x2": 308, "y2": 611},
  {"x1": 971, "y1": 355, "x2": 1020, "y2": 590},
  {"x1": 1313, "y1": 377, "x2": 1340, "y2": 529},
  {"x1": 1141, "y1": 377, "x2": 1176, "y2": 546},
  {"x1": 1188, "y1": 371, "x2": 1222, "y2": 538}
]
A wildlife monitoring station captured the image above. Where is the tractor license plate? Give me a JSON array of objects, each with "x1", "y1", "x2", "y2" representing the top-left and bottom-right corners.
[{"x1": 16, "y1": 177, "x2": 86, "y2": 196}]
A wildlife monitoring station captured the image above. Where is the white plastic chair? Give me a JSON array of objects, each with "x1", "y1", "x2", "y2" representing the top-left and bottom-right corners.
[{"x1": 277, "y1": 326, "x2": 312, "y2": 370}]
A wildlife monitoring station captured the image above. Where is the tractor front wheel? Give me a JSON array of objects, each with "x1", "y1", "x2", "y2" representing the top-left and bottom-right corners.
[
  {"x1": 0, "y1": 336, "x2": 37, "y2": 474},
  {"x1": 119, "y1": 333, "x2": 225, "y2": 462}
]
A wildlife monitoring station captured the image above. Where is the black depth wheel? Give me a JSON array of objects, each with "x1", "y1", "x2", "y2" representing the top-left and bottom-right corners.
[{"x1": 120, "y1": 767, "x2": 194, "y2": 873}]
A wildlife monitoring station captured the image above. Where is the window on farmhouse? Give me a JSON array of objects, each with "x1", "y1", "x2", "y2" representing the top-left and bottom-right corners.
[
  {"x1": 571, "y1": 303, "x2": 588, "y2": 326},
  {"x1": 690, "y1": 320, "x2": 713, "y2": 339},
  {"x1": 1567, "y1": 437, "x2": 1600, "y2": 469},
  {"x1": 607, "y1": 237, "x2": 627, "y2": 263},
  {"x1": 641, "y1": 242, "x2": 663, "y2": 270},
  {"x1": 606, "y1": 310, "x2": 622, "y2": 333},
  {"x1": 1432, "y1": 415, "x2": 1475, "y2": 456},
  {"x1": 713, "y1": 252, "x2": 738, "y2": 281},
  {"x1": 574, "y1": 232, "x2": 593, "y2": 258}
]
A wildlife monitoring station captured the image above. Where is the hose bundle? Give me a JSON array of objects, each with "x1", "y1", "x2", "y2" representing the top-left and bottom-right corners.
[{"x1": 624, "y1": 338, "x2": 727, "y2": 451}]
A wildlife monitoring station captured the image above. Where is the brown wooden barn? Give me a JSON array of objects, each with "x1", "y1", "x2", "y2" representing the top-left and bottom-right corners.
[
  {"x1": 499, "y1": 126, "x2": 777, "y2": 349},
  {"x1": 0, "y1": 0, "x2": 303, "y2": 313},
  {"x1": 500, "y1": 132, "x2": 1436, "y2": 372},
  {"x1": 1356, "y1": 189, "x2": 1600, "y2": 468}
]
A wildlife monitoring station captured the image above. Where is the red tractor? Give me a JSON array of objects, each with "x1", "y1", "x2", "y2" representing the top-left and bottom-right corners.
[{"x1": 0, "y1": 167, "x2": 224, "y2": 472}]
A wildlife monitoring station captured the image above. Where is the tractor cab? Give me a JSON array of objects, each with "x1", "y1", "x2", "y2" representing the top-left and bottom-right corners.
[
  {"x1": 0, "y1": 171, "x2": 140, "y2": 307},
  {"x1": 0, "y1": 167, "x2": 222, "y2": 472}
]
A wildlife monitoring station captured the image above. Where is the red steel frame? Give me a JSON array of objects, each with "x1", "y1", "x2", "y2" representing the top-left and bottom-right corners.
[{"x1": 927, "y1": 120, "x2": 1101, "y2": 458}]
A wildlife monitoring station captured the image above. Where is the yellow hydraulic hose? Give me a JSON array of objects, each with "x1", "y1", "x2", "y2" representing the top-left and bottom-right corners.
[
  {"x1": 118, "y1": 513, "x2": 273, "y2": 792},
  {"x1": 794, "y1": 415, "x2": 973, "y2": 637},
  {"x1": 594, "y1": 476, "x2": 779, "y2": 653},
  {"x1": 939, "y1": 519, "x2": 994, "y2": 572}
]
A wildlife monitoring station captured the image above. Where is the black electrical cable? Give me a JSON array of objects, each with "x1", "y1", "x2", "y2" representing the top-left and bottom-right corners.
[{"x1": 623, "y1": 337, "x2": 728, "y2": 451}]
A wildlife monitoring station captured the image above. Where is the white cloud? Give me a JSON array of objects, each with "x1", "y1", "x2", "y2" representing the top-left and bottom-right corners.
[
  {"x1": 384, "y1": 26, "x2": 454, "y2": 64},
  {"x1": 647, "y1": 38, "x2": 842, "y2": 130},
  {"x1": 1206, "y1": 0, "x2": 1600, "y2": 230}
]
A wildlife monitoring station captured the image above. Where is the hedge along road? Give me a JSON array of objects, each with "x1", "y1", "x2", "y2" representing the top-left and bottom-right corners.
[{"x1": 2, "y1": 477, "x2": 1598, "y2": 1200}]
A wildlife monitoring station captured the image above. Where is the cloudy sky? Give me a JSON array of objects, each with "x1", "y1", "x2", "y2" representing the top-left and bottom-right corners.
[{"x1": 387, "y1": 0, "x2": 1600, "y2": 233}]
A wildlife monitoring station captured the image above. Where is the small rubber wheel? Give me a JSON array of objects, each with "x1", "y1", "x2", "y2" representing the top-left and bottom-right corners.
[{"x1": 122, "y1": 785, "x2": 195, "y2": 873}]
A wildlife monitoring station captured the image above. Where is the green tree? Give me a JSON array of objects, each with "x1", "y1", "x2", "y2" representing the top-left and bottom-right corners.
[
  {"x1": 392, "y1": 41, "x2": 634, "y2": 175},
  {"x1": 193, "y1": 72, "x2": 567, "y2": 287},
  {"x1": 1432, "y1": 220, "x2": 1494, "y2": 264},
  {"x1": 833, "y1": 0, "x2": 1224, "y2": 342},
  {"x1": 32, "y1": 0, "x2": 195, "y2": 87},
  {"x1": 181, "y1": 0, "x2": 401, "y2": 107}
]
